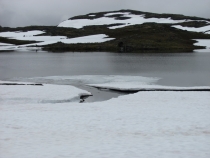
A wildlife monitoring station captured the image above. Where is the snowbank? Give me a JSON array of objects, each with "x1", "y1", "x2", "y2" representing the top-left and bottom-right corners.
[
  {"x1": 0, "y1": 82, "x2": 91, "y2": 104},
  {"x1": 0, "y1": 30, "x2": 45, "y2": 38},
  {"x1": 89, "y1": 83, "x2": 210, "y2": 91},
  {"x1": 0, "y1": 89, "x2": 210, "y2": 158}
]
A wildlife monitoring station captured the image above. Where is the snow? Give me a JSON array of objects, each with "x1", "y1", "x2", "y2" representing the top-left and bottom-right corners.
[
  {"x1": 0, "y1": 82, "x2": 210, "y2": 158},
  {"x1": 0, "y1": 82, "x2": 91, "y2": 104},
  {"x1": 172, "y1": 25, "x2": 210, "y2": 34},
  {"x1": 0, "y1": 31, "x2": 114, "y2": 51},
  {"x1": 104, "y1": 12, "x2": 130, "y2": 16},
  {"x1": 26, "y1": 75, "x2": 210, "y2": 91},
  {"x1": 0, "y1": 42, "x2": 14, "y2": 46},
  {"x1": 0, "y1": 30, "x2": 45, "y2": 38},
  {"x1": 58, "y1": 13, "x2": 193, "y2": 29},
  {"x1": 194, "y1": 39, "x2": 210, "y2": 53},
  {"x1": 89, "y1": 83, "x2": 210, "y2": 91},
  {"x1": 25, "y1": 75, "x2": 160, "y2": 85}
]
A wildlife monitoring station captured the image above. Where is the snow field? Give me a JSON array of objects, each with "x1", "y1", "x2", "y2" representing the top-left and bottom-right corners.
[
  {"x1": 0, "y1": 83, "x2": 91, "y2": 104},
  {"x1": 1, "y1": 75, "x2": 210, "y2": 157},
  {"x1": 0, "y1": 90, "x2": 210, "y2": 158}
]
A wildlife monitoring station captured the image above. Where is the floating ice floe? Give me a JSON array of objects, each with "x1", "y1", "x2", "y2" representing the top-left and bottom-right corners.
[{"x1": 25, "y1": 75, "x2": 160, "y2": 85}]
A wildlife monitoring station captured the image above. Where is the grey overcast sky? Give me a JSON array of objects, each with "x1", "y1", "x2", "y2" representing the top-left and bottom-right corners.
[{"x1": 0, "y1": 0, "x2": 210, "y2": 27}]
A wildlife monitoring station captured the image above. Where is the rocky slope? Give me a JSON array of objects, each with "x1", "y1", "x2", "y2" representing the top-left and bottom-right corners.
[{"x1": 0, "y1": 10, "x2": 210, "y2": 52}]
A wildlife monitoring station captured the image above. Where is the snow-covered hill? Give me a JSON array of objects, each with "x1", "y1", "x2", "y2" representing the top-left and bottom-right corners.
[
  {"x1": 58, "y1": 10, "x2": 210, "y2": 34},
  {"x1": 1, "y1": 10, "x2": 210, "y2": 52}
]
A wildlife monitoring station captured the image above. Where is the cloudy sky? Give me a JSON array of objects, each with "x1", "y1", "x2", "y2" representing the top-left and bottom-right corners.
[{"x1": 0, "y1": 0, "x2": 210, "y2": 27}]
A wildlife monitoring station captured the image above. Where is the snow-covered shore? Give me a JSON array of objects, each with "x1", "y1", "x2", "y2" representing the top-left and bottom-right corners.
[{"x1": 0, "y1": 78, "x2": 210, "y2": 158}]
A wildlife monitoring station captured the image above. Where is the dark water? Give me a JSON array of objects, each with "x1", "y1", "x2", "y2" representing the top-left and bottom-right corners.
[{"x1": 0, "y1": 51, "x2": 210, "y2": 87}]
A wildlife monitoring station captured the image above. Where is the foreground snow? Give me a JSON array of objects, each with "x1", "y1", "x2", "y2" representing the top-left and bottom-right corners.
[
  {"x1": 0, "y1": 87, "x2": 210, "y2": 158},
  {"x1": 1, "y1": 75, "x2": 210, "y2": 158},
  {"x1": 0, "y1": 82, "x2": 91, "y2": 104}
]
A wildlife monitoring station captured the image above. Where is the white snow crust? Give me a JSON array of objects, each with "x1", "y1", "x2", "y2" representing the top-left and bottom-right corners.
[
  {"x1": 0, "y1": 30, "x2": 45, "y2": 38},
  {"x1": 28, "y1": 75, "x2": 160, "y2": 85},
  {"x1": 58, "y1": 12, "x2": 193, "y2": 29},
  {"x1": 0, "y1": 83, "x2": 210, "y2": 158},
  {"x1": 172, "y1": 25, "x2": 210, "y2": 34},
  {"x1": 89, "y1": 83, "x2": 210, "y2": 91},
  {"x1": 0, "y1": 42, "x2": 14, "y2": 46},
  {"x1": 0, "y1": 82, "x2": 90, "y2": 104},
  {"x1": 0, "y1": 31, "x2": 114, "y2": 51},
  {"x1": 194, "y1": 39, "x2": 210, "y2": 52}
]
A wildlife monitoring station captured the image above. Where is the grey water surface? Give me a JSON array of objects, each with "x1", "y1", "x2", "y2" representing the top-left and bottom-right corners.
[{"x1": 0, "y1": 51, "x2": 210, "y2": 102}]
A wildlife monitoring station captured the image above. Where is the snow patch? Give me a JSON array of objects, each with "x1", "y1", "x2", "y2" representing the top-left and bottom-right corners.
[
  {"x1": 172, "y1": 25, "x2": 210, "y2": 34},
  {"x1": 0, "y1": 42, "x2": 14, "y2": 46},
  {"x1": 0, "y1": 30, "x2": 45, "y2": 38},
  {"x1": 58, "y1": 13, "x2": 194, "y2": 29},
  {"x1": 104, "y1": 12, "x2": 130, "y2": 16},
  {"x1": 89, "y1": 83, "x2": 210, "y2": 91},
  {"x1": 194, "y1": 39, "x2": 210, "y2": 53},
  {"x1": 0, "y1": 31, "x2": 114, "y2": 51},
  {"x1": 0, "y1": 82, "x2": 91, "y2": 104}
]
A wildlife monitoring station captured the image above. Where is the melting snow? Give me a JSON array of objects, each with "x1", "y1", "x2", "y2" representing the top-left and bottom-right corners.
[
  {"x1": 194, "y1": 39, "x2": 210, "y2": 52},
  {"x1": 0, "y1": 79, "x2": 210, "y2": 158},
  {"x1": 0, "y1": 31, "x2": 114, "y2": 51},
  {"x1": 0, "y1": 82, "x2": 91, "y2": 104},
  {"x1": 172, "y1": 25, "x2": 210, "y2": 34},
  {"x1": 0, "y1": 42, "x2": 14, "y2": 46},
  {"x1": 58, "y1": 13, "x2": 193, "y2": 29}
]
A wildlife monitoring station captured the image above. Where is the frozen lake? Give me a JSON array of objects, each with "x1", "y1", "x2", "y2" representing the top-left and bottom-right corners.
[
  {"x1": 1, "y1": 51, "x2": 210, "y2": 158},
  {"x1": 0, "y1": 51, "x2": 210, "y2": 86}
]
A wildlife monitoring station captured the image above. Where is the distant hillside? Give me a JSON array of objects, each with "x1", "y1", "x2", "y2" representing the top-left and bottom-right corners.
[
  {"x1": 59, "y1": 9, "x2": 210, "y2": 30},
  {"x1": 0, "y1": 10, "x2": 210, "y2": 52}
]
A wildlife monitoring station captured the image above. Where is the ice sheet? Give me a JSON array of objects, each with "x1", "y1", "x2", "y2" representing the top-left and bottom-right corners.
[{"x1": 25, "y1": 75, "x2": 160, "y2": 85}]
